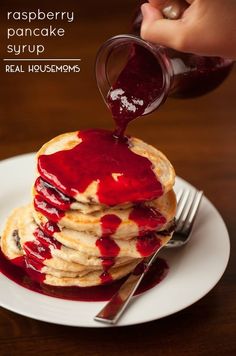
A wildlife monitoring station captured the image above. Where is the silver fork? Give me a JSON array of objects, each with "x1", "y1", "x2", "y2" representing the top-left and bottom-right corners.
[
  {"x1": 166, "y1": 188, "x2": 203, "y2": 248},
  {"x1": 94, "y1": 188, "x2": 203, "y2": 325}
]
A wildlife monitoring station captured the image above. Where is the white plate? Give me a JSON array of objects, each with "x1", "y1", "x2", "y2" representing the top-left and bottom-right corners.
[{"x1": 0, "y1": 153, "x2": 230, "y2": 327}]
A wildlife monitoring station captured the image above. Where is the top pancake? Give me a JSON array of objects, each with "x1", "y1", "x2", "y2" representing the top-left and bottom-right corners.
[{"x1": 36, "y1": 129, "x2": 175, "y2": 206}]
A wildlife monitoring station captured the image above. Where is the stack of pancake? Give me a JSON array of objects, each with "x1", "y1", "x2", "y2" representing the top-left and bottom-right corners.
[{"x1": 1, "y1": 129, "x2": 176, "y2": 287}]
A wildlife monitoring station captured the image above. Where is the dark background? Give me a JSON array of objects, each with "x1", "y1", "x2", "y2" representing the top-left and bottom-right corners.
[{"x1": 0, "y1": 1, "x2": 236, "y2": 355}]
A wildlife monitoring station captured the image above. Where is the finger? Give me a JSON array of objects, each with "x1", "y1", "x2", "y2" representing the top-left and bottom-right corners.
[
  {"x1": 141, "y1": 3, "x2": 164, "y2": 22},
  {"x1": 149, "y1": 0, "x2": 189, "y2": 19},
  {"x1": 141, "y1": 3, "x2": 185, "y2": 48}
]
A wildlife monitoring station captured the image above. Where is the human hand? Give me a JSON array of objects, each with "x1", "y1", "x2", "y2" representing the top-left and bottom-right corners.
[{"x1": 141, "y1": 0, "x2": 236, "y2": 59}]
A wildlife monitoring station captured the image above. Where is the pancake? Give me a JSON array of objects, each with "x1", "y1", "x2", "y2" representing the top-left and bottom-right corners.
[
  {"x1": 1, "y1": 129, "x2": 176, "y2": 288},
  {"x1": 53, "y1": 228, "x2": 172, "y2": 258},
  {"x1": 32, "y1": 189, "x2": 176, "y2": 240},
  {"x1": 18, "y1": 205, "x2": 138, "y2": 265},
  {"x1": 43, "y1": 259, "x2": 140, "y2": 287},
  {"x1": 1, "y1": 207, "x2": 98, "y2": 273},
  {"x1": 0, "y1": 207, "x2": 24, "y2": 261},
  {"x1": 22, "y1": 203, "x2": 171, "y2": 259},
  {"x1": 33, "y1": 176, "x2": 133, "y2": 214},
  {"x1": 36, "y1": 129, "x2": 175, "y2": 206},
  {"x1": 1, "y1": 206, "x2": 142, "y2": 286}
]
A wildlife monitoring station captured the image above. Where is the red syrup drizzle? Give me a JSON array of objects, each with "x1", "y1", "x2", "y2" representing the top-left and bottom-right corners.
[
  {"x1": 10, "y1": 228, "x2": 62, "y2": 284},
  {"x1": 25, "y1": 228, "x2": 62, "y2": 270},
  {"x1": 129, "y1": 205, "x2": 167, "y2": 257},
  {"x1": 38, "y1": 129, "x2": 163, "y2": 206},
  {"x1": 130, "y1": 205, "x2": 166, "y2": 236},
  {"x1": 41, "y1": 221, "x2": 61, "y2": 237},
  {"x1": 33, "y1": 227, "x2": 62, "y2": 250},
  {"x1": 0, "y1": 248, "x2": 169, "y2": 302},
  {"x1": 35, "y1": 176, "x2": 75, "y2": 211},
  {"x1": 107, "y1": 44, "x2": 164, "y2": 137},
  {"x1": 100, "y1": 257, "x2": 115, "y2": 271},
  {"x1": 34, "y1": 194, "x2": 65, "y2": 222},
  {"x1": 96, "y1": 214, "x2": 121, "y2": 283},
  {"x1": 136, "y1": 233, "x2": 162, "y2": 257}
]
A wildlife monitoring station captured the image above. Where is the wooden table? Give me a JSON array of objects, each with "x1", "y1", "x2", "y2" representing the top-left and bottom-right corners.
[{"x1": 0, "y1": 1, "x2": 235, "y2": 354}]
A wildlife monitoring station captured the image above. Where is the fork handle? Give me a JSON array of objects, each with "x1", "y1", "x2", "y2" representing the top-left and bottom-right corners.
[
  {"x1": 94, "y1": 271, "x2": 145, "y2": 324},
  {"x1": 94, "y1": 245, "x2": 164, "y2": 324}
]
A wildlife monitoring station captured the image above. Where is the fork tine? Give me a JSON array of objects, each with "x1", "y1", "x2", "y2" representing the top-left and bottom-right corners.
[
  {"x1": 175, "y1": 189, "x2": 190, "y2": 224},
  {"x1": 176, "y1": 189, "x2": 184, "y2": 204},
  {"x1": 181, "y1": 190, "x2": 203, "y2": 234},
  {"x1": 167, "y1": 188, "x2": 203, "y2": 248}
]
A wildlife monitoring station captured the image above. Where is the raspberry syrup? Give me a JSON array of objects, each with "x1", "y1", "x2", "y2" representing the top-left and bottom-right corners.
[
  {"x1": 0, "y1": 249, "x2": 168, "y2": 302},
  {"x1": 38, "y1": 129, "x2": 163, "y2": 205},
  {"x1": 107, "y1": 45, "x2": 164, "y2": 137},
  {"x1": 9, "y1": 227, "x2": 63, "y2": 284},
  {"x1": 96, "y1": 214, "x2": 121, "y2": 283},
  {"x1": 35, "y1": 177, "x2": 75, "y2": 211}
]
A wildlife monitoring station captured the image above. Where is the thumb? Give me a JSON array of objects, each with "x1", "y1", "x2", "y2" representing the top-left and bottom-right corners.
[{"x1": 141, "y1": 3, "x2": 185, "y2": 49}]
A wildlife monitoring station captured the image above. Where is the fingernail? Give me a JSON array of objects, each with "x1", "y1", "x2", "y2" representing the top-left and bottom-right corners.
[{"x1": 163, "y1": 5, "x2": 180, "y2": 19}]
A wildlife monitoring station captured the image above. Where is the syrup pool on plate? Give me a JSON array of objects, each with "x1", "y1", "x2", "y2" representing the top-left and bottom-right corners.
[{"x1": 0, "y1": 249, "x2": 169, "y2": 302}]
